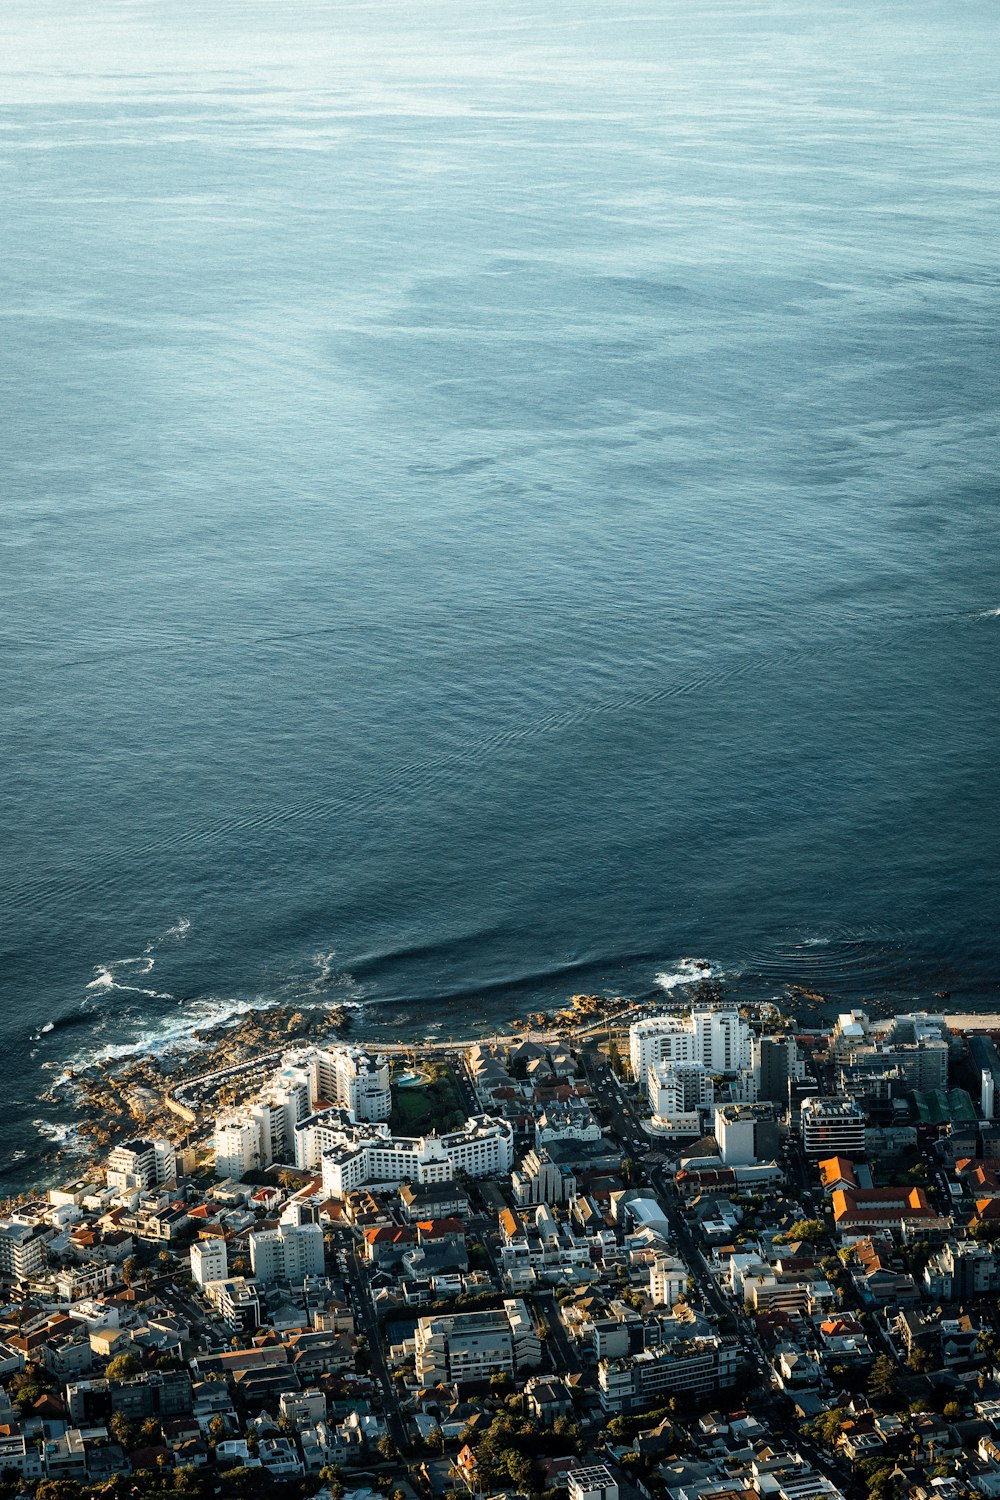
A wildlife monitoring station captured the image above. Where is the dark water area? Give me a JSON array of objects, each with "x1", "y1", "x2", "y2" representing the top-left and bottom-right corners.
[{"x1": 2, "y1": 0, "x2": 999, "y2": 1180}]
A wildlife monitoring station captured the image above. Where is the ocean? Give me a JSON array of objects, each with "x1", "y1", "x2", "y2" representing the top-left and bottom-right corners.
[{"x1": 2, "y1": 0, "x2": 999, "y2": 1181}]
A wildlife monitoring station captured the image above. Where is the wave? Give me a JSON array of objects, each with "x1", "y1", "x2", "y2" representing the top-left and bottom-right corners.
[
  {"x1": 65, "y1": 994, "x2": 265, "y2": 1072},
  {"x1": 655, "y1": 958, "x2": 720, "y2": 992},
  {"x1": 33, "y1": 1119, "x2": 81, "y2": 1149}
]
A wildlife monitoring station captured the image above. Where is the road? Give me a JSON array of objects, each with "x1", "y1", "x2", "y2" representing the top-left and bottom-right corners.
[
  {"x1": 535, "y1": 1290, "x2": 583, "y2": 1374},
  {"x1": 347, "y1": 1246, "x2": 409, "y2": 1454}
]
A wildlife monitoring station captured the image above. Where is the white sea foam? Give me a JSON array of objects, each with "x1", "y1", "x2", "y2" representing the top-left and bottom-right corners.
[
  {"x1": 68, "y1": 994, "x2": 264, "y2": 1071},
  {"x1": 33, "y1": 1119, "x2": 80, "y2": 1148},
  {"x1": 39, "y1": 1021, "x2": 54, "y2": 1034},
  {"x1": 979, "y1": 608, "x2": 1000, "y2": 618},
  {"x1": 655, "y1": 958, "x2": 719, "y2": 991},
  {"x1": 165, "y1": 916, "x2": 191, "y2": 939},
  {"x1": 85, "y1": 954, "x2": 172, "y2": 1001}
]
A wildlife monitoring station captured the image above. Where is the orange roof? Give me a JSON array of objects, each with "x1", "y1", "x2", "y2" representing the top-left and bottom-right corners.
[
  {"x1": 498, "y1": 1208, "x2": 521, "y2": 1240},
  {"x1": 819, "y1": 1157, "x2": 857, "y2": 1189},
  {"x1": 832, "y1": 1187, "x2": 936, "y2": 1223},
  {"x1": 416, "y1": 1218, "x2": 465, "y2": 1237}
]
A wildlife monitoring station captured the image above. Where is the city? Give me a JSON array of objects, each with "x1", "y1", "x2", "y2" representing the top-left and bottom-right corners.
[{"x1": 3, "y1": 1000, "x2": 1000, "y2": 1500}]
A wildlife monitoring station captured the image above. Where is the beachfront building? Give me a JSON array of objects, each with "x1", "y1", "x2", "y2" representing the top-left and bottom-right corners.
[
  {"x1": 316, "y1": 1114, "x2": 513, "y2": 1197},
  {"x1": 106, "y1": 1138, "x2": 176, "y2": 1191},
  {"x1": 288, "y1": 1045, "x2": 392, "y2": 1123},
  {"x1": 630, "y1": 1006, "x2": 752, "y2": 1084}
]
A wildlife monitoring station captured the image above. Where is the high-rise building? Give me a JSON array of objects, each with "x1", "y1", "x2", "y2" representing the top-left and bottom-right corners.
[
  {"x1": 714, "y1": 1103, "x2": 780, "y2": 1166},
  {"x1": 106, "y1": 1138, "x2": 177, "y2": 1191},
  {"x1": 214, "y1": 1114, "x2": 264, "y2": 1180},
  {"x1": 249, "y1": 1210, "x2": 325, "y2": 1286},
  {"x1": 630, "y1": 1006, "x2": 752, "y2": 1084},
  {"x1": 753, "y1": 1036, "x2": 801, "y2": 1106},
  {"x1": 799, "y1": 1096, "x2": 866, "y2": 1158}
]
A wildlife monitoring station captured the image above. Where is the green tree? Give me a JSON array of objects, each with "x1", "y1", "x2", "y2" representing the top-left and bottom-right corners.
[
  {"x1": 780, "y1": 1218, "x2": 825, "y2": 1243},
  {"x1": 106, "y1": 1351, "x2": 142, "y2": 1380},
  {"x1": 869, "y1": 1354, "x2": 900, "y2": 1400}
]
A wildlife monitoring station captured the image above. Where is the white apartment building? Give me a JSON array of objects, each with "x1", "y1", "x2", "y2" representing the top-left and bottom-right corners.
[
  {"x1": 0, "y1": 1221, "x2": 48, "y2": 1281},
  {"x1": 630, "y1": 1006, "x2": 752, "y2": 1083},
  {"x1": 106, "y1": 1138, "x2": 176, "y2": 1191},
  {"x1": 204, "y1": 1277, "x2": 261, "y2": 1333},
  {"x1": 414, "y1": 1299, "x2": 540, "y2": 1384},
  {"x1": 311, "y1": 1046, "x2": 391, "y2": 1122},
  {"x1": 318, "y1": 1114, "x2": 513, "y2": 1197},
  {"x1": 214, "y1": 1114, "x2": 264, "y2": 1180},
  {"x1": 630, "y1": 1016, "x2": 697, "y2": 1082},
  {"x1": 191, "y1": 1236, "x2": 228, "y2": 1288},
  {"x1": 249, "y1": 1214, "x2": 325, "y2": 1286},
  {"x1": 649, "y1": 1255, "x2": 688, "y2": 1307},
  {"x1": 646, "y1": 1059, "x2": 713, "y2": 1134},
  {"x1": 568, "y1": 1467, "x2": 619, "y2": 1500}
]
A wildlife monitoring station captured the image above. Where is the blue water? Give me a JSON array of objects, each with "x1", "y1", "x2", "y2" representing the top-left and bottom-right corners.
[{"x1": 3, "y1": 0, "x2": 1000, "y2": 1177}]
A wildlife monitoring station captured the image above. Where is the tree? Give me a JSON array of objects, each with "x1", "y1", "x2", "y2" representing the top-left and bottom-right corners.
[
  {"x1": 35, "y1": 1483, "x2": 83, "y2": 1500},
  {"x1": 779, "y1": 1218, "x2": 825, "y2": 1244},
  {"x1": 121, "y1": 1256, "x2": 140, "y2": 1287},
  {"x1": 378, "y1": 1436, "x2": 398, "y2": 1461},
  {"x1": 869, "y1": 1354, "x2": 900, "y2": 1401},
  {"x1": 106, "y1": 1351, "x2": 142, "y2": 1380},
  {"x1": 109, "y1": 1413, "x2": 136, "y2": 1450}
]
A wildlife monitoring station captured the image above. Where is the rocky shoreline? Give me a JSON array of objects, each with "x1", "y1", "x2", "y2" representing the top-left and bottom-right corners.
[{"x1": 35, "y1": 1003, "x2": 351, "y2": 1184}]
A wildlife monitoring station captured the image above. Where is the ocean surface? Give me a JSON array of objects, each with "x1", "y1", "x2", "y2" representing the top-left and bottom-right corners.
[{"x1": 2, "y1": 0, "x2": 999, "y2": 1182}]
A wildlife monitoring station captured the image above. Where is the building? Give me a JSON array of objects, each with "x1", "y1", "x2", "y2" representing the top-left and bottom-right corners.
[
  {"x1": 924, "y1": 1240, "x2": 1000, "y2": 1300},
  {"x1": 754, "y1": 1035, "x2": 802, "y2": 1105},
  {"x1": 649, "y1": 1255, "x2": 688, "y2": 1307},
  {"x1": 598, "y1": 1337, "x2": 742, "y2": 1412},
  {"x1": 714, "y1": 1103, "x2": 781, "y2": 1166},
  {"x1": 318, "y1": 1114, "x2": 513, "y2": 1197},
  {"x1": 647, "y1": 1059, "x2": 713, "y2": 1128},
  {"x1": 799, "y1": 1097, "x2": 866, "y2": 1158},
  {"x1": 568, "y1": 1465, "x2": 620, "y2": 1500},
  {"x1": 190, "y1": 1236, "x2": 228, "y2": 1288},
  {"x1": 413, "y1": 1299, "x2": 540, "y2": 1384},
  {"x1": 106, "y1": 1138, "x2": 176, "y2": 1191},
  {"x1": 512, "y1": 1148, "x2": 577, "y2": 1207},
  {"x1": 203, "y1": 1278, "x2": 261, "y2": 1333},
  {"x1": 630, "y1": 1016, "x2": 697, "y2": 1082},
  {"x1": 0, "y1": 1220, "x2": 48, "y2": 1281},
  {"x1": 214, "y1": 1113, "x2": 265, "y2": 1181},
  {"x1": 630, "y1": 1007, "x2": 752, "y2": 1084},
  {"x1": 249, "y1": 1210, "x2": 325, "y2": 1286},
  {"x1": 831, "y1": 1186, "x2": 949, "y2": 1236},
  {"x1": 291, "y1": 1045, "x2": 392, "y2": 1123}
]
